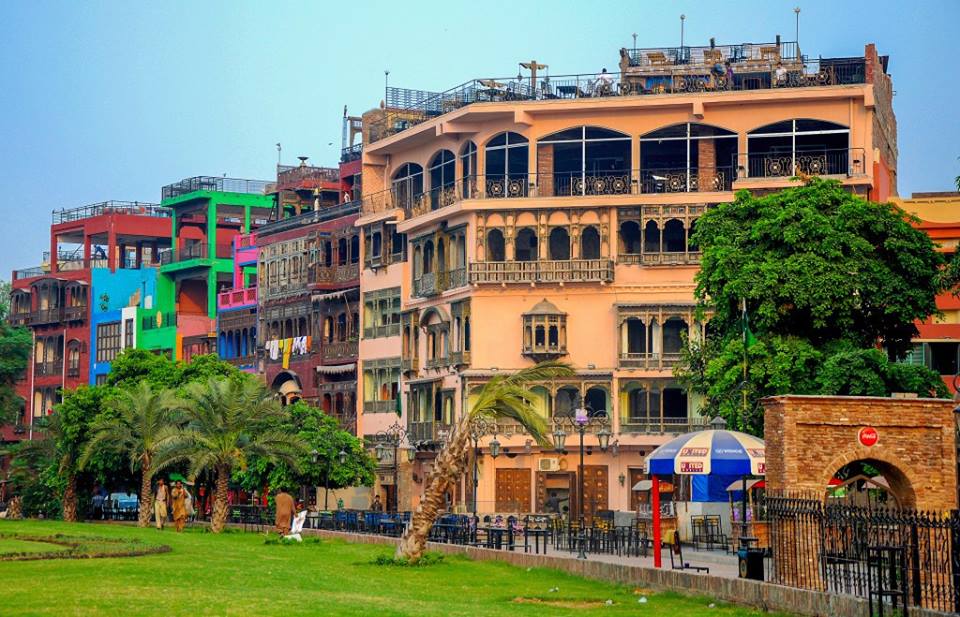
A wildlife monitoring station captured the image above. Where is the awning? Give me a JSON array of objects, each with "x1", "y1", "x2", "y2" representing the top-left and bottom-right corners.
[
  {"x1": 312, "y1": 290, "x2": 349, "y2": 302},
  {"x1": 725, "y1": 478, "x2": 765, "y2": 492},
  {"x1": 632, "y1": 480, "x2": 674, "y2": 492},
  {"x1": 315, "y1": 363, "x2": 355, "y2": 375}
]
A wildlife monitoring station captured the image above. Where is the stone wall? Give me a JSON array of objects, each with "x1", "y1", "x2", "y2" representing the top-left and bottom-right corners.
[{"x1": 762, "y1": 395, "x2": 957, "y2": 510}]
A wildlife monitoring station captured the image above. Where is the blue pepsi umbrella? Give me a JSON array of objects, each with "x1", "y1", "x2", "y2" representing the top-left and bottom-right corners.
[{"x1": 646, "y1": 429, "x2": 765, "y2": 477}]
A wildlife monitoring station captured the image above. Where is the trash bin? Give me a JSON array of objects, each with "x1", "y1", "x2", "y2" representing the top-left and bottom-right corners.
[{"x1": 738, "y1": 546, "x2": 764, "y2": 580}]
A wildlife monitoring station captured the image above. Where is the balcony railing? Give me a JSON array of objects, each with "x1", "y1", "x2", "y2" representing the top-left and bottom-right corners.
[
  {"x1": 401, "y1": 357, "x2": 419, "y2": 373},
  {"x1": 363, "y1": 169, "x2": 733, "y2": 217},
  {"x1": 257, "y1": 201, "x2": 360, "y2": 237},
  {"x1": 9, "y1": 311, "x2": 30, "y2": 326},
  {"x1": 312, "y1": 263, "x2": 360, "y2": 286},
  {"x1": 161, "y1": 176, "x2": 269, "y2": 200},
  {"x1": 449, "y1": 350, "x2": 470, "y2": 366},
  {"x1": 66, "y1": 366, "x2": 80, "y2": 378},
  {"x1": 30, "y1": 308, "x2": 63, "y2": 325},
  {"x1": 341, "y1": 143, "x2": 362, "y2": 163},
  {"x1": 619, "y1": 252, "x2": 702, "y2": 266},
  {"x1": 162, "y1": 243, "x2": 234, "y2": 264},
  {"x1": 363, "y1": 323, "x2": 401, "y2": 339},
  {"x1": 619, "y1": 352, "x2": 682, "y2": 369},
  {"x1": 217, "y1": 287, "x2": 257, "y2": 310},
  {"x1": 235, "y1": 233, "x2": 257, "y2": 249},
  {"x1": 620, "y1": 416, "x2": 708, "y2": 434},
  {"x1": 321, "y1": 339, "x2": 358, "y2": 363},
  {"x1": 408, "y1": 421, "x2": 452, "y2": 444},
  {"x1": 364, "y1": 400, "x2": 396, "y2": 414},
  {"x1": 34, "y1": 361, "x2": 62, "y2": 377},
  {"x1": 469, "y1": 259, "x2": 614, "y2": 285},
  {"x1": 142, "y1": 312, "x2": 176, "y2": 331},
  {"x1": 52, "y1": 201, "x2": 168, "y2": 225},
  {"x1": 13, "y1": 267, "x2": 45, "y2": 281},
  {"x1": 640, "y1": 167, "x2": 733, "y2": 193},
  {"x1": 736, "y1": 148, "x2": 866, "y2": 179},
  {"x1": 63, "y1": 305, "x2": 87, "y2": 322},
  {"x1": 369, "y1": 46, "x2": 866, "y2": 142}
]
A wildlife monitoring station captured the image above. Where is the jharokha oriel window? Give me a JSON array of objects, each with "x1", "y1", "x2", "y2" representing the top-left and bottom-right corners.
[{"x1": 522, "y1": 298, "x2": 567, "y2": 361}]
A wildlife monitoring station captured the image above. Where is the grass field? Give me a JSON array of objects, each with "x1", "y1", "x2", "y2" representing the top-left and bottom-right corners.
[{"x1": 0, "y1": 520, "x2": 790, "y2": 616}]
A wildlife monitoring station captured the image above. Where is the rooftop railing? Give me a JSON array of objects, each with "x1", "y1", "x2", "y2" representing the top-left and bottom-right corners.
[
  {"x1": 52, "y1": 201, "x2": 168, "y2": 224},
  {"x1": 370, "y1": 44, "x2": 866, "y2": 142},
  {"x1": 161, "y1": 176, "x2": 269, "y2": 200},
  {"x1": 341, "y1": 143, "x2": 363, "y2": 163},
  {"x1": 256, "y1": 200, "x2": 360, "y2": 237},
  {"x1": 12, "y1": 267, "x2": 45, "y2": 280},
  {"x1": 275, "y1": 164, "x2": 340, "y2": 191}
]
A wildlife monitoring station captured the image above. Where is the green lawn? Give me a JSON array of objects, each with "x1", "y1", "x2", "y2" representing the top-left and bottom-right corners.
[
  {"x1": 0, "y1": 537, "x2": 58, "y2": 554},
  {"x1": 0, "y1": 520, "x2": 788, "y2": 617}
]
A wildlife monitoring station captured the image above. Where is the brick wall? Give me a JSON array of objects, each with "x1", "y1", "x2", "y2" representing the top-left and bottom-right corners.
[{"x1": 763, "y1": 395, "x2": 958, "y2": 510}]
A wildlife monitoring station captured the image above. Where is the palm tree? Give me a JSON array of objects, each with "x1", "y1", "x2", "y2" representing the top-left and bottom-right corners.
[
  {"x1": 154, "y1": 377, "x2": 306, "y2": 533},
  {"x1": 79, "y1": 382, "x2": 179, "y2": 527},
  {"x1": 395, "y1": 361, "x2": 573, "y2": 562}
]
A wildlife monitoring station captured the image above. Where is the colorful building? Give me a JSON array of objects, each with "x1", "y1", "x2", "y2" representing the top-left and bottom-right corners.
[
  {"x1": 6, "y1": 201, "x2": 171, "y2": 441},
  {"x1": 356, "y1": 39, "x2": 897, "y2": 516}
]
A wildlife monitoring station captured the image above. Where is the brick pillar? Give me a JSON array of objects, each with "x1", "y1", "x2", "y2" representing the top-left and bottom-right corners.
[
  {"x1": 698, "y1": 138, "x2": 716, "y2": 190},
  {"x1": 536, "y1": 144, "x2": 554, "y2": 197}
]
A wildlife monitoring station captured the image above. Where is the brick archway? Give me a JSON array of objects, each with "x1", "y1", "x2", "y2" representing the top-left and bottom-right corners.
[
  {"x1": 763, "y1": 395, "x2": 957, "y2": 510},
  {"x1": 818, "y1": 449, "x2": 917, "y2": 508}
]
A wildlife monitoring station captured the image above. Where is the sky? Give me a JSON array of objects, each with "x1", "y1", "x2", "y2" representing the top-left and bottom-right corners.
[{"x1": 1, "y1": 0, "x2": 958, "y2": 274}]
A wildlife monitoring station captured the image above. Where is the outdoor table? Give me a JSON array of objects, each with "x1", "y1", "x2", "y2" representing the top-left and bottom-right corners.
[
  {"x1": 481, "y1": 526, "x2": 513, "y2": 550},
  {"x1": 523, "y1": 527, "x2": 550, "y2": 554}
]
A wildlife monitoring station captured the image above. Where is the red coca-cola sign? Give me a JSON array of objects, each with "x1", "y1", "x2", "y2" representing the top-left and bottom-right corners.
[{"x1": 858, "y1": 427, "x2": 879, "y2": 447}]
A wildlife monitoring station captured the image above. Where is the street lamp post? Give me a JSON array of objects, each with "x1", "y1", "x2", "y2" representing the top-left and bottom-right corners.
[
  {"x1": 374, "y1": 421, "x2": 409, "y2": 513},
  {"x1": 314, "y1": 447, "x2": 349, "y2": 511},
  {"x1": 552, "y1": 397, "x2": 611, "y2": 560}
]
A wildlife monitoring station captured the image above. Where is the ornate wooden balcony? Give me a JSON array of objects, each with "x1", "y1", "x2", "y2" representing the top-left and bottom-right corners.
[
  {"x1": 619, "y1": 252, "x2": 702, "y2": 266},
  {"x1": 321, "y1": 339, "x2": 358, "y2": 363},
  {"x1": 30, "y1": 308, "x2": 63, "y2": 325},
  {"x1": 401, "y1": 357, "x2": 419, "y2": 373},
  {"x1": 469, "y1": 259, "x2": 614, "y2": 285},
  {"x1": 619, "y1": 352, "x2": 682, "y2": 369},
  {"x1": 364, "y1": 400, "x2": 396, "y2": 414},
  {"x1": 619, "y1": 416, "x2": 707, "y2": 434},
  {"x1": 408, "y1": 421, "x2": 452, "y2": 444}
]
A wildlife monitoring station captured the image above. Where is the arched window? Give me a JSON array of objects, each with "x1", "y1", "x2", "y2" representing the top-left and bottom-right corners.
[
  {"x1": 371, "y1": 231, "x2": 382, "y2": 258},
  {"x1": 413, "y1": 245, "x2": 423, "y2": 277},
  {"x1": 486, "y1": 229, "x2": 505, "y2": 262},
  {"x1": 644, "y1": 221, "x2": 661, "y2": 253},
  {"x1": 437, "y1": 238, "x2": 446, "y2": 272},
  {"x1": 625, "y1": 318, "x2": 646, "y2": 354},
  {"x1": 338, "y1": 238, "x2": 348, "y2": 266},
  {"x1": 428, "y1": 150, "x2": 456, "y2": 210},
  {"x1": 538, "y1": 126, "x2": 631, "y2": 196},
  {"x1": 460, "y1": 141, "x2": 478, "y2": 198},
  {"x1": 619, "y1": 220, "x2": 641, "y2": 255},
  {"x1": 663, "y1": 219, "x2": 686, "y2": 253},
  {"x1": 463, "y1": 317, "x2": 470, "y2": 352},
  {"x1": 323, "y1": 241, "x2": 332, "y2": 267},
  {"x1": 555, "y1": 386, "x2": 579, "y2": 418},
  {"x1": 337, "y1": 313, "x2": 347, "y2": 341},
  {"x1": 662, "y1": 317, "x2": 688, "y2": 354},
  {"x1": 585, "y1": 386, "x2": 608, "y2": 417},
  {"x1": 747, "y1": 119, "x2": 852, "y2": 177},
  {"x1": 392, "y1": 163, "x2": 424, "y2": 210},
  {"x1": 548, "y1": 227, "x2": 570, "y2": 260},
  {"x1": 324, "y1": 316, "x2": 334, "y2": 343},
  {"x1": 688, "y1": 219, "x2": 699, "y2": 252},
  {"x1": 580, "y1": 226, "x2": 601, "y2": 259},
  {"x1": 515, "y1": 228, "x2": 538, "y2": 262},
  {"x1": 640, "y1": 123, "x2": 737, "y2": 192},
  {"x1": 484, "y1": 132, "x2": 528, "y2": 198},
  {"x1": 350, "y1": 235, "x2": 360, "y2": 264}
]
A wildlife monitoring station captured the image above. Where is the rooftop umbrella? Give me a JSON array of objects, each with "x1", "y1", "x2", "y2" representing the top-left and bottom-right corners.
[{"x1": 644, "y1": 424, "x2": 765, "y2": 568}]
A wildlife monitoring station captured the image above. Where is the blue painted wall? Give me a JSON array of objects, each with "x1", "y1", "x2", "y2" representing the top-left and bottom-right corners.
[{"x1": 89, "y1": 268, "x2": 159, "y2": 383}]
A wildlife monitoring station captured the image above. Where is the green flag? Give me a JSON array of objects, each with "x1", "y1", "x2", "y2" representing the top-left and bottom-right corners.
[{"x1": 742, "y1": 299, "x2": 758, "y2": 348}]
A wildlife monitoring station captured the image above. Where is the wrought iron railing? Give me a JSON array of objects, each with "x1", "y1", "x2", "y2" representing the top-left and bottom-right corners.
[
  {"x1": 341, "y1": 143, "x2": 362, "y2": 163},
  {"x1": 469, "y1": 259, "x2": 614, "y2": 285},
  {"x1": 619, "y1": 351, "x2": 682, "y2": 369},
  {"x1": 161, "y1": 176, "x2": 269, "y2": 200},
  {"x1": 13, "y1": 267, "x2": 45, "y2": 280},
  {"x1": 34, "y1": 361, "x2": 63, "y2": 377},
  {"x1": 736, "y1": 148, "x2": 866, "y2": 179},
  {"x1": 619, "y1": 252, "x2": 702, "y2": 266},
  {"x1": 52, "y1": 201, "x2": 168, "y2": 224},
  {"x1": 369, "y1": 47, "x2": 866, "y2": 142},
  {"x1": 640, "y1": 167, "x2": 733, "y2": 193}
]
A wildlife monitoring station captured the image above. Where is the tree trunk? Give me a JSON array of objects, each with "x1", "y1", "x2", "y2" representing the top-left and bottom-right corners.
[
  {"x1": 210, "y1": 464, "x2": 230, "y2": 533},
  {"x1": 62, "y1": 475, "x2": 78, "y2": 522},
  {"x1": 396, "y1": 413, "x2": 473, "y2": 563},
  {"x1": 7, "y1": 496, "x2": 22, "y2": 519},
  {"x1": 137, "y1": 469, "x2": 154, "y2": 528}
]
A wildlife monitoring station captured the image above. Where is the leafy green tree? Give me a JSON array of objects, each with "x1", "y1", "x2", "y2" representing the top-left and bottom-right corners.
[
  {"x1": 396, "y1": 361, "x2": 573, "y2": 563},
  {"x1": 678, "y1": 179, "x2": 949, "y2": 434},
  {"x1": 79, "y1": 383, "x2": 180, "y2": 527},
  {"x1": 0, "y1": 325, "x2": 32, "y2": 428},
  {"x1": 107, "y1": 349, "x2": 245, "y2": 391},
  {"x1": 153, "y1": 377, "x2": 306, "y2": 533},
  {"x1": 0, "y1": 280, "x2": 11, "y2": 320},
  {"x1": 234, "y1": 401, "x2": 374, "y2": 508}
]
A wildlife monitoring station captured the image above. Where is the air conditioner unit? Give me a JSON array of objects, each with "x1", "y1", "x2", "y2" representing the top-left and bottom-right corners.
[{"x1": 538, "y1": 458, "x2": 561, "y2": 472}]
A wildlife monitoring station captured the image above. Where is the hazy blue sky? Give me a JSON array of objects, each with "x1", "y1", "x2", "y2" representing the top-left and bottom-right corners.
[{"x1": 1, "y1": 0, "x2": 958, "y2": 274}]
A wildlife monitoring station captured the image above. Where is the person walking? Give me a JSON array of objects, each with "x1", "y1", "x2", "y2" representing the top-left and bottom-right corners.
[
  {"x1": 171, "y1": 480, "x2": 189, "y2": 532},
  {"x1": 273, "y1": 488, "x2": 296, "y2": 535},
  {"x1": 154, "y1": 478, "x2": 169, "y2": 530}
]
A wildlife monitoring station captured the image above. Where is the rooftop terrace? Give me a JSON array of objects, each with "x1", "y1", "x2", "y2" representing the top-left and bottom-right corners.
[
  {"x1": 370, "y1": 40, "x2": 873, "y2": 143},
  {"x1": 161, "y1": 176, "x2": 270, "y2": 201},
  {"x1": 52, "y1": 200, "x2": 167, "y2": 225},
  {"x1": 272, "y1": 163, "x2": 340, "y2": 193}
]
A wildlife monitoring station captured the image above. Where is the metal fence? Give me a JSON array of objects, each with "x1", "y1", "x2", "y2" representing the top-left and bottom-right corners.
[
  {"x1": 766, "y1": 493, "x2": 960, "y2": 613},
  {"x1": 52, "y1": 201, "x2": 168, "y2": 224},
  {"x1": 161, "y1": 176, "x2": 269, "y2": 200}
]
